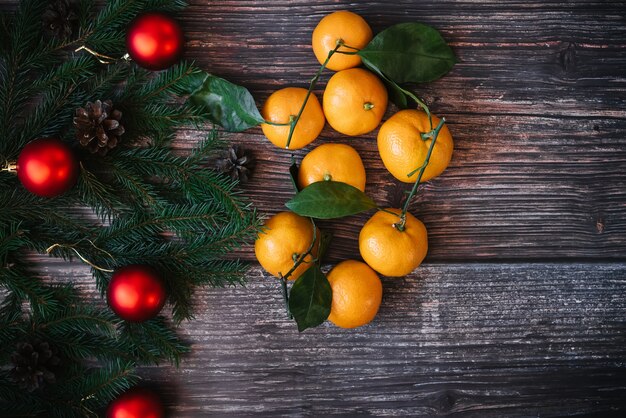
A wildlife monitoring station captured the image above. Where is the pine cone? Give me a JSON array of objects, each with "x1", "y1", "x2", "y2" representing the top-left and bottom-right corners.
[
  {"x1": 10, "y1": 339, "x2": 61, "y2": 392},
  {"x1": 74, "y1": 100, "x2": 125, "y2": 156},
  {"x1": 42, "y1": 0, "x2": 79, "y2": 40},
  {"x1": 216, "y1": 145, "x2": 255, "y2": 183}
]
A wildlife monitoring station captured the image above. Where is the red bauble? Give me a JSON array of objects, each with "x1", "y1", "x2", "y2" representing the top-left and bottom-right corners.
[
  {"x1": 17, "y1": 138, "x2": 79, "y2": 197},
  {"x1": 107, "y1": 265, "x2": 166, "y2": 322},
  {"x1": 106, "y1": 387, "x2": 165, "y2": 418},
  {"x1": 126, "y1": 12, "x2": 184, "y2": 70}
]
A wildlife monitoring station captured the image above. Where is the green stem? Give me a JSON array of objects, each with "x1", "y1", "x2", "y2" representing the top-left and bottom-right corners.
[
  {"x1": 340, "y1": 43, "x2": 361, "y2": 51},
  {"x1": 394, "y1": 117, "x2": 446, "y2": 230},
  {"x1": 394, "y1": 83, "x2": 433, "y2": 129},
  {"x1": 264, "y1": 120, "x2": 291, "y2": 127},
  {"x1": 279, "y1": 275, "x2": 292, "y2": 319},
  {"x1": 285, "y1": 42, "x2": 343, "y2": 149},
  {"x1": 280, "y1": 219, "x2": 318, "y2": 280}
]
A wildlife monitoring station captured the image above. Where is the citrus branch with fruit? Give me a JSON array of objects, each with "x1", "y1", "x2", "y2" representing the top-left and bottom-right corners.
[{"x1": 187, "y1": 10, "x2": 457, "y2": 331}]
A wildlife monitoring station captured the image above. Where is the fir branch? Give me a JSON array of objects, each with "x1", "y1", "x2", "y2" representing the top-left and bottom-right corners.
[
  {"x1": 77, "y1": 359, "x2": 139, "y2": 412},
  {"x1": 138, "y1": 61, "x2": 201, "y2": 99},
  {"x1": 0, "y1": 305, "x2": 22, "y2": 361},
  {"x1": 120, "y1": 318, "x2": 189, "y2": 366},
  {"x1": 39, "y1": 307, "x2": 120, "y2": 339},
  {"x1": 0, "y1": 266, "x2": 66, "y2": 318},
  {"x1": 0, "y1": 11, "x2": 10, "y2": 57},
  {"x1": 86, "y1": 0, "x2": 146, "y2": 41},
  {"x1": 76, "y1": 0, "x2": 95, "y2": 33},
  {"x1": 8, "y1": 0, "x2": 47, "y2": 57},
  {"x1": 1, "y1": 0, "x2": 258, "y2": 412},
  {"x1": 81, "y1": 60, "x2": 130, "y2": 100},
  {"x1": 98, "y1": 202, "x2": 226, "y2": 247},
  {"x1": 183, "y1": 214, "x2": 260, "y2": 257},
  {"x1": 0, "y1": 0, "x2": 49, "y2": 145},
  {"x1": 0, "y1": 377, "x2": 47, "y2": 417},
  {"x1": 17, "y1": 85, "x2": 82, "y2": 149},
  {"x1": 0, "y1": 223, "x2": 28, "y2": 258},
  {"x1": 31, "y1": 55, "x2": 96, "y2": 95},
  {"x1": 76, "y1": 164, "x2": 126, "y2": 221},
  {"x1": 110, "y1": 163, "x2": 167, "y2": 209},
  {"x1": 174, "y1": 259, "x2": 249, "y2": 287}
]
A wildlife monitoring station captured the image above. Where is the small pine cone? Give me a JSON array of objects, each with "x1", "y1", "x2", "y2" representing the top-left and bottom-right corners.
[
  {"x1": 42, "y1": 0, "x2": 79, "y2": 40},
  {"x1": 74, "y1": 100, "x2": 125, "y2": 156},
  {"x1": 10, "y1": 340, "x2": 61, "y2": 392},
  {"x1": 216, "y1": 145, "x2": 255, "y2": 183}
]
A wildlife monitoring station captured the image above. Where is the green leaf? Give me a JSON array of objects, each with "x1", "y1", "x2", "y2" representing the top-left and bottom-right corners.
[
  {"x1": 285, "y1": 181, "x2": 377, "y2": 219},
  {"x1": 317, "y1": 229, "x2": 333, "y2": 263},
  {"x1": 288, "y1": 159, "x2": 300, "y2": 193},
  {"x1": 359, "y1": 22, "x2": 456, "y2": 84},
  {"x1": 385, "y1": 79, "x2": 409, "y2": 109},
  {"x1": 289, "y1": 264, "x2": 331, "y2": 332},
  {"x1": 368, "y1": 64, "x2": 409, "y2": 109},
  {"x1": 188, "y1": 73, "x2": 264, "y2": 132}
]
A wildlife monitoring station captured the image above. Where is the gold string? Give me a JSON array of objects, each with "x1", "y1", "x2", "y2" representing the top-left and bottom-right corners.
[
  {"x1": 1, "y1": 161, "x2": 17, "y2": 172},
  {"x1": 46, "y1": 239, "x2": 115, "y2": 273},
  {"x1": 74, "y1": 46, "x2": 130, "y2": 65}
]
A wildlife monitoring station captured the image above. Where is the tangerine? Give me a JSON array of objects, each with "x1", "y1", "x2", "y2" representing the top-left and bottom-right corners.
[
  {"x1": 255, "y1": 212, "x2": 319, "y2": 281},
  {"x1": 312, "y1": 10, "x2": 373, "y2": 71},
  {"x1": 297, "y1": 143, "x2": 366, "y2": 191},
  {"x1": 261, "y1": 87, "x2": 325, "y2": 150},
  {"x1": 359, "y1": 208, "x2": 428, "y2": 277},
  {"x1": 323, "y1": 68, "x2": 388, "y2": 136},
  {"x1": 327, "y1": 260, "x2": 383, "y2": 329},
  {"x1": 377, "y1": 110, "x2": 453, "y2": 183}
]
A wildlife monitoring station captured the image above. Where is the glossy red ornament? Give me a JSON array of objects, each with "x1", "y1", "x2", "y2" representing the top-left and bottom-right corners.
[
  {"x1": 106, "y1": 387, "x2": 165, "y2": 418},
  {"x1": 126, "y1": 12, "x2": 184, "y2": 70},
  {"x1": 16, "y1": 138, "x2": 79, "y2": 197},
  {"x1": 107, "y1": 265, "x2": 166, "y2": 322}
]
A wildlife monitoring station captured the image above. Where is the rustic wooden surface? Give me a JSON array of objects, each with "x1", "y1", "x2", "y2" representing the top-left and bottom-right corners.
[{"x1": 3, "y1": 0, "x2": 626, "y2": 416}]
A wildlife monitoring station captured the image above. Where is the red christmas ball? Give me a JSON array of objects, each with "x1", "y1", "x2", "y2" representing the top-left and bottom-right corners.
[
  {"x1": 17, "y1": 138, "x2": 79, "y2": 197},
  {"x1": 106, "y1": 387, "x2": 165, "y2": 418},
  {"x1": 107, "y1": 265, "x2": 166, "y2": 322},
  {"x1": 126, "y1": 12, "x2": 184, "y2": 71}
]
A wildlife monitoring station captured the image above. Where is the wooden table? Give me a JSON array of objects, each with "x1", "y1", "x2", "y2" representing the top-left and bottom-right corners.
[{"x1": 6, "y1": 0, "x2": 626, "y2": 416}]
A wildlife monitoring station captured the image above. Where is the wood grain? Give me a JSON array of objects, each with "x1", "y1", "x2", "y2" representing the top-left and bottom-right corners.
[
  {"x1": 175, "y1": 0, "x2": 626, "y2": 262},
  {"x1": 56, "y1": 260, "x2": 626, "y2": 417},
  {"x1": 2, "y1": 0, "x2": 626, "y2": 416}
]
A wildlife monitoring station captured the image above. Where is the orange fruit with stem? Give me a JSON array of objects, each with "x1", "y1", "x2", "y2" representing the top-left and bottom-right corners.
[
  {"x1": 377, "y1": 110, "x2": 454, "y2": 183},
  {"x1": 261, "y1": 87, "x2": 325, "y2": 150},
  {"x1": 297, "y1": 143, "x2": 366, "y2": 191},
  {"x1": 255, "y1": 211, "x2": 319, "y2": 281},
  {"x1": 323, "y1": 68, "x2": 388, "y2": 136},
  {"x1": 312, "y1": 10, "x2": 373, "y2": 71},
  {"x1": 359, "y1": 208, "x2": 428, "y2": 277},
  {"x1": 327, "y1": 260, "x2": 383, "y2": 328}
]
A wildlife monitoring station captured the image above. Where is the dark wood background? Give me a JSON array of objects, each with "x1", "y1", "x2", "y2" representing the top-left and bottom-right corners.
[{"x1": 4, "y1": 0, "x2": 626, "y2": 416}]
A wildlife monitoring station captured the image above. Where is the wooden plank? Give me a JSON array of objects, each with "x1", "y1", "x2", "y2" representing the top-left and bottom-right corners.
[
  {"x1": 181, "y1": 0, "x2": 626, "y2": 118},
  {"x1": 1, "y1": 0, "x2": 625, "y2": 261},
  {"x1": 180, "y1": 111, "x2": 626, "y2": 262},
  {"x1": 174, "y1": 0, "x2": 626, "y2": 261},
  {"x1": 55, "y1": 260, "x2": 626, "y2": 416}
]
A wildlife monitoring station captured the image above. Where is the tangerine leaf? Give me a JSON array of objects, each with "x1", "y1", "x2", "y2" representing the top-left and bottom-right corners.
[
  {"x1": 188, "y1": 73, "x2": 264, "y2": 132},
  {"x1": 285, "y1": 181, "x2": 377, "y2": 219},
  {"x1": 317, "y1": 229, "x2": 333, "y2": 264},
  {"x1": 359, "y1": 22, "x2": 456, "y2": 84},
  {"x1": 365, "y1": 63, "x2": 410, "y2": 109},
  {"x1": 289, "y1": 264, "x2": 331, "y2": 332},
  {"x1": 289, "y1": 160, "x2": 300, "y2": 193}
]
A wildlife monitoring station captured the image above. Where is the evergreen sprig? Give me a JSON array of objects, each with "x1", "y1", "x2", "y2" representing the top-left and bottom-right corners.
[{"x1": 0, "y1": 1, "x2": 258, "y2": 416}]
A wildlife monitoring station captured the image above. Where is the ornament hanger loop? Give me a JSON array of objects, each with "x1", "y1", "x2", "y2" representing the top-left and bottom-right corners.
[
  {"x1": 1, "y1": 161, "x2": 17, "y2": 173},
  {"x1": 75, "y1": 45, "x2": 131, "y2": 65},
  {"x1": 46, "y1": 238, "x2": 115, "y2": 273}
]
